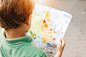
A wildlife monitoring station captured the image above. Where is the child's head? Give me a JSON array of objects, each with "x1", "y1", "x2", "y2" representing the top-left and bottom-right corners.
[{"x1": 0, "y1": 0, "x2": 35, "y2": 31}]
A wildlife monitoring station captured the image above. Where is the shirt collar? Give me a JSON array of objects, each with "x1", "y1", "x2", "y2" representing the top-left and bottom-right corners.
[{"x1": 1, "y1": 28, "x2": 33, "y2": 45}]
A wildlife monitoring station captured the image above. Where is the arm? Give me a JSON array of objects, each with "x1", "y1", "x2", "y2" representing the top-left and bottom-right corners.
[{"x1": 54, "y1": 38, "x2": 65, "y2": 57}]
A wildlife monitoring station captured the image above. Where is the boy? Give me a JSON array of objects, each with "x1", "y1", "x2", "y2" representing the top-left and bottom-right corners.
[{"x1": 0, "y1": 0, "x2": 65, "y2": 57}]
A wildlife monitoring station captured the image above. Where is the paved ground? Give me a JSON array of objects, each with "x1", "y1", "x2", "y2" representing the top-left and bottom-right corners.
[{"x1": 35, "y1": 0, "x2": 86, "y2": 57}]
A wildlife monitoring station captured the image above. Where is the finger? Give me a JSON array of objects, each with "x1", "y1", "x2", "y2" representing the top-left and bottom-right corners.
[
  {"x1": 59, "y1": 38, "x2": 62, "y2": 44},
  {"x1": 62, "y1": 39, "x2": 65, "y2": 47},
  {"x1": 57, "y1": 38, "x2": 62, "y2": 46}
]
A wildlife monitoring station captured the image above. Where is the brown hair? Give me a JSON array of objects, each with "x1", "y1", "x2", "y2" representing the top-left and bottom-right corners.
[{"x1": 0, "y1": 0, "x2": 34, "y2": 30}]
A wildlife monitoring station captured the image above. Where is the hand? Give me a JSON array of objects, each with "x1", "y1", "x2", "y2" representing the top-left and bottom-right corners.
[{"x1": 55, "y1": 38, "x2": 65, "y2": 57}]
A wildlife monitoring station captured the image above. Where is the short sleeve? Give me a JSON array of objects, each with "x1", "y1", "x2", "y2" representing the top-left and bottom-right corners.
[
  {"x1": 25, "y1": 51, "x2": 47, "y2": 57},
  {"x1": 24, "y1": 44, "x2": 47, "y2": 57},
  {"x1": 40, "y1": 52, "x2": 47, "y2": 57},
  {"x1": 24, "y1": 37, "x2": 47, "y2": 57}
]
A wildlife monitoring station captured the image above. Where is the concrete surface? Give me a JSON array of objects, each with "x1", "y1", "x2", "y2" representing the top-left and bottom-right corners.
[{"x1": 35, "y1": 0, "x2": 86, "y2": 57}]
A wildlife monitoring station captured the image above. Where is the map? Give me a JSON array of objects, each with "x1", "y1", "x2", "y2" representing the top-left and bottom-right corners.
[
  {"x1": 26, "y1": 3, "x2": 72, "y2": 57},
  {"x1": 26, "y1": 3, "x2": 72, "y2": 48}
]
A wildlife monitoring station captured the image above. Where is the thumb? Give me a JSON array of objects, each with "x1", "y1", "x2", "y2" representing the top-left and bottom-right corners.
[
  {"x1": 59, "y1": 38, "x2": 62, "y2": 43},
  {"x1": 58, "y1": 38, "x2": 62, "y2": 46}
]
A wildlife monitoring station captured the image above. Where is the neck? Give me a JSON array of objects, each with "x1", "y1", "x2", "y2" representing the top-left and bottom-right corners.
[{"x1": 5, "y1": 25, "x2": 26, "y2": 39}]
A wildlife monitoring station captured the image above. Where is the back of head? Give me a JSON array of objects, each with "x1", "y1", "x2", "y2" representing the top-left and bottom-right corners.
[{"x1": 0, "y1": 0, "x2": 34, "y2": 30}]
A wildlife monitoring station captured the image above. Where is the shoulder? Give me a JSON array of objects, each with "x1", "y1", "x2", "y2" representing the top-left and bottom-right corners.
[
  {"x1": 0, "y1": 28, "x2": 5, "y2": 52},
  {"x1": 0, "y1": 28, "x2": 4, "y2": 40},
  {"x1": 24, "y1": 42, "x2": 47, "y2": 57}
]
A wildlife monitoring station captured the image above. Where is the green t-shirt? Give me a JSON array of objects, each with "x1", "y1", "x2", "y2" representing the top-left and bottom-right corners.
[{"x1": 0, "y1": 29, "x2": 47, "y2": 57}]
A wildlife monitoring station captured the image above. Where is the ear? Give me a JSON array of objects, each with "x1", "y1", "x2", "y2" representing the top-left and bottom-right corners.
[{"x1": 25, "y1": 14, "x2": 32, "y2": 25}]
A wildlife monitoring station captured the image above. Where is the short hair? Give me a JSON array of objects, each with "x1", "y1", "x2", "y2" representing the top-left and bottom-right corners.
[{"x1": 0, "y1": 0, "x2": 34, "y2": 30}]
